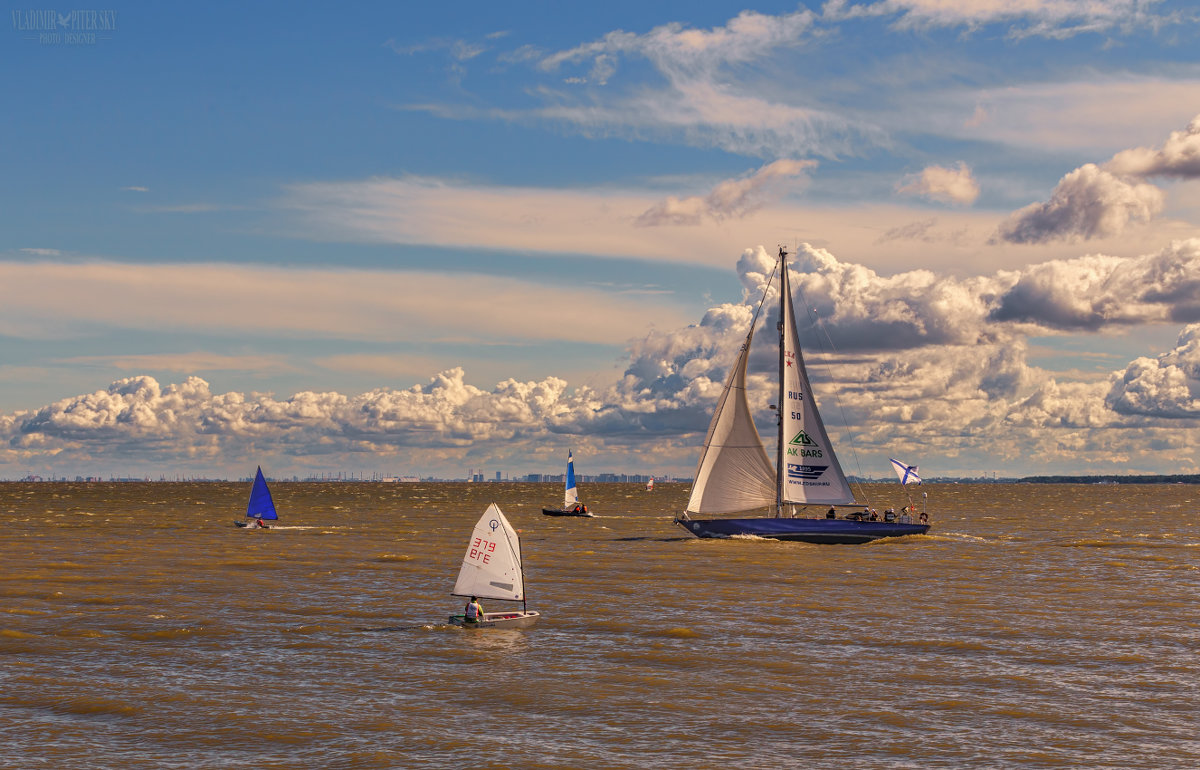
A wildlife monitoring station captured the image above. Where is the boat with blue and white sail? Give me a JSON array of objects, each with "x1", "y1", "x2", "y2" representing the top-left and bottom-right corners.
[
  {"x1": 675, "y1": 247, "x2": 930, "y2": 544},
  {"x1": 234, "y1": 466, "x2": 278, "y2": 529},
  {"x1": 542, "y1": 450, "x2": 593, "y2": 517}
]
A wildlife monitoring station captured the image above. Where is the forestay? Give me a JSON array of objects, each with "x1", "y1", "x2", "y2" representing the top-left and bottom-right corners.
[{"x1": 452, "y1": 503, "x2": 524, "y2": 602}]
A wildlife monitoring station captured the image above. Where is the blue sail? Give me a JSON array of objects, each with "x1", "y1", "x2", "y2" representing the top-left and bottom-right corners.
[
  {"x1": 246, "y1": 466, "x2": 279, "y2": 520},
  {"x1": 564, "y1": 450, "x2": 578, "y2": 505}
]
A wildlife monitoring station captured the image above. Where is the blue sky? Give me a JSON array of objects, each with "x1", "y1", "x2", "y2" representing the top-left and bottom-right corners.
[{"x1": 3, "y1": 1, "x2": 1200, "y2": 480}]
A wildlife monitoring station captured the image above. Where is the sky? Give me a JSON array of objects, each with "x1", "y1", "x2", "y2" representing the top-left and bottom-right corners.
[{"x1": 3, "y1": 0, "x2": 1200, "y2": 481}]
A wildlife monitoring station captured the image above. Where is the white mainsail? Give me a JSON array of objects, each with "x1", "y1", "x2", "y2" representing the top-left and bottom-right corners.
[
  {"x1": 452, "y1": 503, "x2": 524, "y2": 602},
  {"x1": 686, "y1": 328, "x2": 777, "y2": 514},
  {"x1": 778, "y1": 253, "x2": 857, "y2": 506}
]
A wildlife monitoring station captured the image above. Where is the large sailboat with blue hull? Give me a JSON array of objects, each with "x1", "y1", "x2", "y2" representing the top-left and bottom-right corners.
[{"x1": 675, "y1": 247, "x2": 929, "y2": 544}]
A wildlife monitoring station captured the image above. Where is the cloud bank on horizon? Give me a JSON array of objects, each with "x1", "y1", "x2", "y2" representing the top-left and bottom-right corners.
[
  {"x1": 4, "y1": 1, "x2": 1200, "y2": 478},
  {"x1": 7, "y1": 238, "x2": 1200, "y2": 478}
]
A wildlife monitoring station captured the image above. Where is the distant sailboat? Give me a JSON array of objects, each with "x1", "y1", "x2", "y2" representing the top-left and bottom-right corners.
[
  {"x1": 675, "y1": 247, "x2": 930, "y2": 544},
  {"x1": 542, "y1": 450, "x2": 593, "y2": 517},
  {"x1": 449, "y1": 503, "x2": 540, "y2": 629},
  {"x1": 234, "y1": 466, "x2": 278, "y2": 529},
  {"x1": 646, "y1": 477, "x2": 655, "y2": 492}
]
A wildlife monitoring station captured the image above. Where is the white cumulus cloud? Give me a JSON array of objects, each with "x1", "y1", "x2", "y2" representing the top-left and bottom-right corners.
[
  {"x1": 1106, "y1": 113, "x2": 1200, "y2": 180},
  {"x1": 992, "y1": 164, "x2": 1164, "y2": 244},
  {"x1": 896, "y1": 162, "x2": 980, "y2": 206},
  {"x1": 1106, "y1": 323, "x2": 1200, "y2": 417}
]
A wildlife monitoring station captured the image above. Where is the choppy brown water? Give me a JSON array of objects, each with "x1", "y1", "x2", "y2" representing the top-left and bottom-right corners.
[{"x1": 2, "y1": 481, "x2": 1199, "y2": 768}]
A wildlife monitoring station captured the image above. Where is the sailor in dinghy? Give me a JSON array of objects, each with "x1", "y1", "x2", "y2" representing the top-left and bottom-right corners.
[{"x1": 448, "y1": 503, "x2": 540, "y2": 629}]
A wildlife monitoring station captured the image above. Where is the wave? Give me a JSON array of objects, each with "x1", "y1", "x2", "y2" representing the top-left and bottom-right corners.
[{"x1": 648, "y1": 626, "x2": 700, "y2": 639}]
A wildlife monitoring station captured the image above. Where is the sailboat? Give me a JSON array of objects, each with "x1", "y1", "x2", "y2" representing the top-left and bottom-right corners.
[
  {"x1": 234, "y1": 466, "x2": 278, "y2": 529},
  {"x1": 542, "y1": 450, "x2": 593, "y2": 517},
  {"x1": 675, "y1": 247, "x2": 930, "y2": 544},
  {"x1": 646, "y1": 477, "x2": 655, "y2": 492},
  {"x1": 448, "y1": 503, "x2": 540, "y2": 628}
]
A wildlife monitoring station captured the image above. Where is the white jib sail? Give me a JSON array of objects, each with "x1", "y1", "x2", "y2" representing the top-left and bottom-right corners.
[
  {"x1": 778, "y1": 256, "x2": 857, "y2": 506},
  {"x1": 687, "y1": 328, "x2": 777, "y2": 514},
  {"x1": 452, "y1": 503, "x2": 524, "y2": 602}
]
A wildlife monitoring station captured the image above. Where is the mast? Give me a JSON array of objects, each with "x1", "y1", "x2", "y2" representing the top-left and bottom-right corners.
[
  {"x1": 518, "y1": 530, "x2": 528, "y2": 615},
  {"x1": 775, "y1": 246, "x2": 787, "y2": 517}
]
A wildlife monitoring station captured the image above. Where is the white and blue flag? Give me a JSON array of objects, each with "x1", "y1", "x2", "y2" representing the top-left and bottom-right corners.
[{"x1": 889, "y1": 458, "x2": 921, "y2": 485}]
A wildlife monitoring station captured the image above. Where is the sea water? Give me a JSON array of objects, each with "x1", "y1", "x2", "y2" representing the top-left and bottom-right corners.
[{"x1": 1, "y1": 481, "x2": 1198, "y2": 768}]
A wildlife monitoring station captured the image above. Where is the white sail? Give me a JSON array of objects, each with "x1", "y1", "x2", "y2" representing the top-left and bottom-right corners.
[
  {"x1": 778, "y1": 256, "x2": 857, "y2": 506},
  {"x1": 452, "y1": 503, "x2": 524, "y2": 602},
  {"x1": 686, "y1": 329, "x2": 777, "y2": 514}
]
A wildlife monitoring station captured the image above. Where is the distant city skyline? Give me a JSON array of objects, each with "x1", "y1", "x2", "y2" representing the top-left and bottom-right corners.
[{"x1": 4, "y1": 3, "x2": 1200, "y2": 480}]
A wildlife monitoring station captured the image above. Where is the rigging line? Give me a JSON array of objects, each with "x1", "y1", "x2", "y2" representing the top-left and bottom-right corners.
[
  {"x1": 748, "y1": 258, "x2": 780, "y2": 334},
  {"x1": 790, "y1": 277, "x2": 874, "y2": 510}
]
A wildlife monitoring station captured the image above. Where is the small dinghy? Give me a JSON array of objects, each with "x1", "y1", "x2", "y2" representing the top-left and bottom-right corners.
[
  {"x1": 234, "y1": 466, "x2": 278, "y2": 529},
  {"x1": 449, "y1": 503, "x2": 540, "y2": 629},
  {"x1": 542, "y1": 450, "x2": 593, "y2": 517}
]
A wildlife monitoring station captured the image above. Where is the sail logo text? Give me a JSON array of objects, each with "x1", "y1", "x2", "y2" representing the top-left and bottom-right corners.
[
  {"x1": 788, "y1": 389, "x2": 803, "y2": 401},
  {"x1": 469, "y1": 537, "x2": 496, "y2": 564},
  {"x1": 787, "y1": 431, "x2": 823, "y2": 458},
  {"x1": 787, "y1": 464, "x2": 827, "y2": 480}
]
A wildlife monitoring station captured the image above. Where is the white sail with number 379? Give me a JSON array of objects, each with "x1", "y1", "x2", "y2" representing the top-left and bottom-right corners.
[{"x1": 449, "y1": 503, "x2": 540, "y2": 629}]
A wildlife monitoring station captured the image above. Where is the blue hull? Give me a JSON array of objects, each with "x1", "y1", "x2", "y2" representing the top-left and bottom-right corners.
[{"x1": 676, "y1": 516, "x2": 929, "y2": 544}]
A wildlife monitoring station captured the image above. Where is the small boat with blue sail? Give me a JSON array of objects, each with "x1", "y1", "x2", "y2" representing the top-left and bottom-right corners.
[
  {"x1": 234, "y1": 466, "x2": 278, "y2": 529},
  {"x1": 542, "y1": 450, "x2": 593, "y2": 517},
  {"x1": 449, "y1": 503, "x2": 540, "y2": 629},
  {"x1": 675, "y1": 247, "x2": 930, "y2": 544}
]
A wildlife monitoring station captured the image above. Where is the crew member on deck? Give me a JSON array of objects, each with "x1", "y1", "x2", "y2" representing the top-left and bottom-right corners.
[{"x1": 465, "y1": 596, "x2": 483, "y2": 623}]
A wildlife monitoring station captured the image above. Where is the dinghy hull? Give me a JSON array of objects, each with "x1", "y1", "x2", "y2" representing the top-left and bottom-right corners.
[
  {"x1": 675, "y1": 516, "x2": 928, "y2": 544},
  {"x1": 449, "y1": 610, "x2": 541, "y2": 629},
  {"x1": 541, "y1": 507, "x2": 593, "y2": 517}
]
